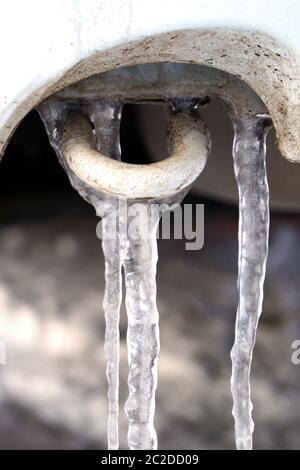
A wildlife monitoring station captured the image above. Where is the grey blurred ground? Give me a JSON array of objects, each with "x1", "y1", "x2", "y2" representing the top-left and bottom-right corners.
[{"x1": 0, "y1": 192, "x2": 300, "y2": 450}]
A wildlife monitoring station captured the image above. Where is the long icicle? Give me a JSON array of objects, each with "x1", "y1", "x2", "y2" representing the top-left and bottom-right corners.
[
  {"x1": 122, "y1": 202, "x2": 161, "y2": 450},
  {"x1": 101, "y1": 211, "x2": 122, "y2": 450},
  {"x1": 91, "y1": 102, "x2": 123, "y2": 450},
  {"x1": 231, "y1": 114, "x2": 272, "y2": 450}
]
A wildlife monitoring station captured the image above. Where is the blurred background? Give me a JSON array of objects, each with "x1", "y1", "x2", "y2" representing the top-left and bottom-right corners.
[{"x1": 1, "y1": 100, "x2": 300, "y2": 449}]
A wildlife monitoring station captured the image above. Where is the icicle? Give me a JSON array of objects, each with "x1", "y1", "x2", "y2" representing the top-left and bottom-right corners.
[
  {"x1": 88, "y1": 101, "x2": 123, "y2": 450},
  {"x1": 231, "y1": 114, "x2": 272, "y2": 450},
  {"x1": 121, "y1": 202, "x2": 161, "y2": 450},
  {"x1": 101, "y1": 212, "x2": 122, "y2": 450},
  {"x1": 87, "y1": 101, "x2": 122, "y2": 159}
]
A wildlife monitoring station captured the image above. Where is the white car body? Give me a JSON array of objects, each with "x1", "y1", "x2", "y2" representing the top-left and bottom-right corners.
[{"x1": 0, "y1": 0, "x2": 299, "y2": 163}]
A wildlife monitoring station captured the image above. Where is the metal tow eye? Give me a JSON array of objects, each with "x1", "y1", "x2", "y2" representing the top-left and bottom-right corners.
[{"x1": 61, "y1": 109, "x2": 210, "y2": 200}]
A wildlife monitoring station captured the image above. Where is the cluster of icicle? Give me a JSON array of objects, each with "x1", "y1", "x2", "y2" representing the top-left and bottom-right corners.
[
  {"x1": 39, "y1": 100, "x2": 272, "y2": 451},
  {"x1": 101, "y1": 200, "x2": 162, "y2": 450},
  {"x1": 101, "y1": 113, "x2": 272, "y2": 451}
]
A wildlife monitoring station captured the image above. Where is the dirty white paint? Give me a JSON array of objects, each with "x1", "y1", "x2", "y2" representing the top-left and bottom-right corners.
[{"x1": 0, "y1": 0, "x2": 300, "y2": 161}]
